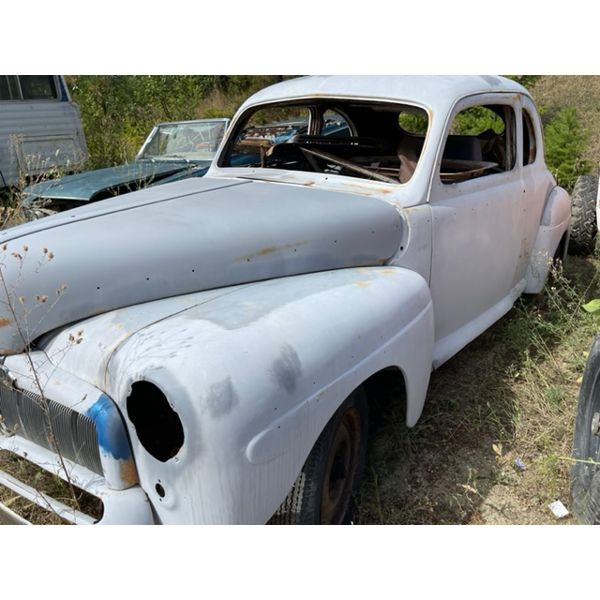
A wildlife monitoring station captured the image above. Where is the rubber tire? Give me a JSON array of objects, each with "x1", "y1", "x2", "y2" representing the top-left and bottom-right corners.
[
  {"x1": 269, "y1": 387, "x2": 368, "y2": 525},
  {"x1": 568, "y1": 174, "x2": 598, "y2": 256},
  {"x1": 571, "y1": 335, "x2": 600, "y2": 524}
]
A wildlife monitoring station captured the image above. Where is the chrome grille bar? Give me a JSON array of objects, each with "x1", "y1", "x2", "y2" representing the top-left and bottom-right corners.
[{"x1": 0, "y1": 382, "x2": 103, "y2": 476}]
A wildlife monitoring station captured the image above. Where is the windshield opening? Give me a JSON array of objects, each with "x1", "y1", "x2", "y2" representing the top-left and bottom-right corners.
[{"x1": 220, "y1": 100, "x2": 429, "y2": 184}]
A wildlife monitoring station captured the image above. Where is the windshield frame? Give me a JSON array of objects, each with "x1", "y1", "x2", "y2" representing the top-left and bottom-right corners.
[
  {"x1": 216, "y1": 97, "x2": 431, "y2": 187},
  {"x1": 137, "y1": 119, "x2": 230, "y2": 163}
]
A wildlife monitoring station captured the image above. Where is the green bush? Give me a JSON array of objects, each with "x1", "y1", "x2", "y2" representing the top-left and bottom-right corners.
[{"x1": 543, "y1": 106, "x2": 593, "y2": 190}]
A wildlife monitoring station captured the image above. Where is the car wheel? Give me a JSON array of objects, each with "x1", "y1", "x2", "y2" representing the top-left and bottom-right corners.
[
  {"x1": 571, "y1": 335, "x2": 600, "y2": 524},
  {"x1": 269, "y1": 387, "x2": 368, "y2": 525},
  {"x1": 568, "y1": 174, "x2": 598, "y2": 256}
]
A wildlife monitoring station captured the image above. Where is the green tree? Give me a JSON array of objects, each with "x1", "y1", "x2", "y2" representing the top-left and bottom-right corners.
[{"x1": 66, "y1": 76, "x2": 292, "y2": 168}]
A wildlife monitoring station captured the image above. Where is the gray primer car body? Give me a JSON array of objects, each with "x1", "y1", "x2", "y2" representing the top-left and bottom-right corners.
[{"x1": 0, "y1": 177, "x2": 401, "y2": 353}]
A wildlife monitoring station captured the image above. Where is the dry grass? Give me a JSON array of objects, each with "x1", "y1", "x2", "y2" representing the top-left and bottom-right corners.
[
  {"x1": 356, "y1": 254, "x2": 600, "y2": 524},
  {"x1": 0, "y1": 451, "x2": 103, "y2": 524}
]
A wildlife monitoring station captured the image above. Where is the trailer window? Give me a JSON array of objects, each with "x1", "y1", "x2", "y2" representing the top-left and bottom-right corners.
[
  {"x1": 19, "y1": 76, "x2": 58, "y2": 100},
  {"x1": 0, "y1": 76, "x2": 20, "y2": 100}
]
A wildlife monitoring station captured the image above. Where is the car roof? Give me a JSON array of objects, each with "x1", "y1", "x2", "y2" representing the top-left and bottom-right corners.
[{"x1": 238, "y1": 75, "x2": 529, "y2": 113}]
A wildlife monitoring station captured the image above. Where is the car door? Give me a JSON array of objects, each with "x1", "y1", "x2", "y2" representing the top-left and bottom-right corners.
[{"x1": 428, "y1": 93, "x2": 525, "y2": 366}]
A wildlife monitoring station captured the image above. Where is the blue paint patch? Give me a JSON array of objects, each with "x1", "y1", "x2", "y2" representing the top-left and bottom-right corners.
[{"x1": 86, "y1": 394, "x2": 132, "y2": 460}]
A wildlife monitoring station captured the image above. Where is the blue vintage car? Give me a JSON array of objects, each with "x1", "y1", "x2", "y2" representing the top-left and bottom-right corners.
[{"x1": 22, "y1": 118, "x2": 230, "y2": 212}]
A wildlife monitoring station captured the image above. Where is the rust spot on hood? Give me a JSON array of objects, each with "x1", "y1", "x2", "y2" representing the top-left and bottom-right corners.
[
  {"x1": 237, "y1": 241, "x2": 308, "y2": 262},
  {"x1": 257, "y1": 246, "x2": 277, "y2": 257},
  {"x1": 0, "y1": 317, "x2": 12, "y2": 327}
]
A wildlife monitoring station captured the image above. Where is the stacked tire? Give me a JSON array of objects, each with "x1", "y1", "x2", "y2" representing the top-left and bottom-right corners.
[{"x1": 568, "y1": 174, "x2": 599, "y2": 256}]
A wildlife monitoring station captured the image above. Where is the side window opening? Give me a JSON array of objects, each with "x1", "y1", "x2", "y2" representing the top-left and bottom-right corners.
[
  {"x1": 441, "y1": 103, "x2": 516, "y2": 184},
  {"x1": 522, "y1": 109, "x2": 537, "y2": 166}
]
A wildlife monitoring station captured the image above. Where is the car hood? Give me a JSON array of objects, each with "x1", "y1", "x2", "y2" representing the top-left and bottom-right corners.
[
  {"x1": 0, "y1": 176, "x2": 402, "y2": 354},
  {"x1": 23, "y1": 159, "x2": 206, "y2": 203}
]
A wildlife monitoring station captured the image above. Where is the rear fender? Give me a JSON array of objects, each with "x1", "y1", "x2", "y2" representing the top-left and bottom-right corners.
[{"x1": 525, "y1": 185, "x2": 571, "y2": 294}]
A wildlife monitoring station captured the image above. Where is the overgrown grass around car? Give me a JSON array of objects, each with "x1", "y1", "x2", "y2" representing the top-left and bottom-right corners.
[{"x1": 356, "y1": 252, "x2": 600, "y2": 524}]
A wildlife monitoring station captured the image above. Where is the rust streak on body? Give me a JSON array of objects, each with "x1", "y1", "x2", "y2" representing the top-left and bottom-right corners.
[
  {"x1": 0, "y1": 318, "x2": 12, "y2": 327},
  {"x1": 120, "y1": 458, "x2": 139, "y2": 487}
]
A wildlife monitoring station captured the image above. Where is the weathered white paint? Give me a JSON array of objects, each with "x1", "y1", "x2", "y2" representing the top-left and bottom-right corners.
[{"x1": 0, "y1": 76, "x2": 570, "y2": 524}]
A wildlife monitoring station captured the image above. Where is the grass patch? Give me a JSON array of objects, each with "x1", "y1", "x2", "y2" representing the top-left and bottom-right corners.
[
  {"x1": 356, "y1": 253, "x2": 600, "y2": 524},
  {"x1": 0, "y1": 450, "x2": 103, "y2": 524}
]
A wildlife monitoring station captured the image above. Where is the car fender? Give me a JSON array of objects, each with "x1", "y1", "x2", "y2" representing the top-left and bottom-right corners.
[
  {"x1": 525, "y1": 185, "x2": 571, "y2": 294},
  {"x1": 101, "y1": 266, "x2": 433, "y2": 523}
]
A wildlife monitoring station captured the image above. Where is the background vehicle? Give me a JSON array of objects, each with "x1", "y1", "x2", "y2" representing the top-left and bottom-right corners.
[
  {"x1": 0, "y1": 75, "x2": 87, "y2": 190},
  {"x1": 22, "y1": 119, "x2": 229, "y2": 212},
  {"x1": 0, "y1": 76, "x2": 570, "y2": 525}
]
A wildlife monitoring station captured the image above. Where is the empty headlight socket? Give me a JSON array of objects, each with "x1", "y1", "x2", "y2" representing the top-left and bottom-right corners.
[{"x1": 126, "y1": 381, "x2": 185, "y2": 462}]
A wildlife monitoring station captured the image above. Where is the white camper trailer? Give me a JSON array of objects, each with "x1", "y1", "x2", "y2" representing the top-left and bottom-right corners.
[{"x1": 0, "y1": 75, "x2": 87, "y2": 189}]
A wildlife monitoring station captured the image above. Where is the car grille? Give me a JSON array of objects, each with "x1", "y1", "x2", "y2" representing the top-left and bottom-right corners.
[{"x1": 0, "y1": 382, "x2": 103, "y2": 476}]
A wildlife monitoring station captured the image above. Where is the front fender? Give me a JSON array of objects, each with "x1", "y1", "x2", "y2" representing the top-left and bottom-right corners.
[{"x1": 103, "y1": 267, "x2": 433, "y2": 523}]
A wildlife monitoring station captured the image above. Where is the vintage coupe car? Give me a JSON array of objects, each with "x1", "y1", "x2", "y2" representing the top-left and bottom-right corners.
[
  {"x1": 0, "y1": 76, "x2": 570, "y2": 524},
  {"x1": 21, "y1": 118, "x2": 230, "y2": 212}
]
